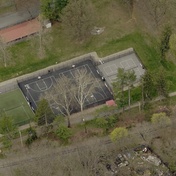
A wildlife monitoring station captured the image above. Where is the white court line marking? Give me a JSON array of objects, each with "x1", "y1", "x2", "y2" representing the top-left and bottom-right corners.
[
  {"x1": 22, "y1": 104, "x2": 30, "y2": 119},
  {"x1": 109, "y1": 65, "x2": 116, "y2": 75},
  {"x1": 70, "y1": 64, "x2": 108, "y2": 104},
  {"x1": 86, "y1": 95, "x2": 97, "y2": 105},
  {"x1": 103, "y1": 66, "x2": 112, "y2": 76},
  {"x1": 125, "y1": 59, "x2": 137, "y2": 70},
  {"x1": 86, "y1": 64, "x2": 108, "y2": 99},
  {"x1": 120, "y1": 61, "x2": 126, "y2": 69},
  {"x1": 73, "y1": 65, "x2": 96, "y2": 104},
  {"x1": 43, "y1": 79, "x2": 48, "y2": 89},
  {"x1": 110, "y1": 64, "x2": 117, "y2": 72},
  {"x1": 91, "y1": 82, "x2": 108, "y2": 101},
  {"x1": 126, "y1": 60, "x2": 131, "y2": 69},
  {"x1": 130, "y1": 58, "x2": 136, "y2": 67},
  {"x1": 27, "y1": 77, "x2": 55, "y2": 108},
  {"x1": 134, "y1": 68, "x2": 141, "y2": 77},
  {"x1": 85, "y1": 95, "x2": 91, "y2": 105},
  {"x1": 27, "y1": 89, "x2": 37, "y2": 107},
  {"x1": 58, "y1": 64, "x2": 88, "y2": 76},
  {"x1": 91, "y1": 93, "x2": 97, "y2": 102},
  {"x1": 52, "y1": 75, "x2": 58, "y2": 84},
  {"x1": 28, "y1": 76, "x2": 54, "y2": 93},
  {"x1": 69, "y1": 70, "x2": 76, "y2": 80},
  {"x1": 59, "y1": 72, "x2": 65, "y2": 78},
  {"x1": 109, "y1": 76, "x2": 117, "y2": 82},
  {"x1": 36, "y1": 80, "x2": 47, "y2": 90},
  {"x1": 36, "y1": 82, "x2": 45, "y2": 91}
]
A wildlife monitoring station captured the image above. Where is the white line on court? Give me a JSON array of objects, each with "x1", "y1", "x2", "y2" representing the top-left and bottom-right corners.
[
  {"x1": 104, "y1": 66, "x2": 113, "y2": 76},
  {"x1": 28, "y1": 76, "x2": 54, "y2": 93},
  {"x1": 22, "y1": 104, "x2": 30, "y2": 119},
  {"x1": 26, "y1": 88, "x2": 37, "y2": 107},
  {"x1": 36, "y1": 82, "x2": 45, "y2": 91},
  {"x1": 43, "y1": 79, "x2": 48, "y2": 89},
  {"x1": 86, "y1": 65, "x2": 109, "y2": 99}
]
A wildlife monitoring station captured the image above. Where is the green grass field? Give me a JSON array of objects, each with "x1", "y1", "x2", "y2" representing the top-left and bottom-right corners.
[
  {"x1": 0, "y1": 89, "x2": 34, "y2": 126},
  {"x1": 0, "y1": 0, "x2": 176, "y2": 126},
  {"x1": 0, "y1": 0, "x2": 175, "y2": 93}
]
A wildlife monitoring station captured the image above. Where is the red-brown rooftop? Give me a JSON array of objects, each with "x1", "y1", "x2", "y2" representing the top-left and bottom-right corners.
[{"x1": 0, "y1": 18, "x2": 41, "y2": 43}]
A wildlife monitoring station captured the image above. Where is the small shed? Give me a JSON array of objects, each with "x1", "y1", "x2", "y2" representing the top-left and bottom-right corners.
[
  {"x1": 106, "y1": 100, "x2": 116, "y2": 107},
  {"x1": 44, "y1": 19, "x2": 52, "y2": 28}
]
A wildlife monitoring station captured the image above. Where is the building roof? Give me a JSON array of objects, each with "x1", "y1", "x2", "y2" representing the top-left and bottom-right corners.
[
  {"x1": 106, "y1": 100, "x2": 116, "y2": 106},
  {"x1": 0, "y1": 18, "x2": 41, "y2": 43}
]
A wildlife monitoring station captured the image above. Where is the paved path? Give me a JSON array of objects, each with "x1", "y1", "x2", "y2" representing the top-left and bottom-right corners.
[
  {"x1": 0, "y1": 92, "x2": 176, "y2": 174},
  {"x1": 1, "y1": 91, "x2": 176, "y2": 137},
  {"x1": 68, "y1": 91, "x2": 176, "y2": 125},
  {"x1": 0, "y1": 5, "x2": 39, "y2": 29},
  {"x1": 14, "y1": 91, "x2": 176, "y2": 132}
]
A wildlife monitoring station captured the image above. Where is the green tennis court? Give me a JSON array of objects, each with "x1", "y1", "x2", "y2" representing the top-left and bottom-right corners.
[{"x1": 0, "y1": 89, "x2": 34, "y2": 126}]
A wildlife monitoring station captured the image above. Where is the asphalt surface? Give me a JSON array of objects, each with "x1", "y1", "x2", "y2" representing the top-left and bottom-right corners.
[
  {"x1": 0, "y1": 92, "x2": 176, "y2": 175},
  {"x1": 0, "y1": 4, "x2": 40, "y2": 29}
]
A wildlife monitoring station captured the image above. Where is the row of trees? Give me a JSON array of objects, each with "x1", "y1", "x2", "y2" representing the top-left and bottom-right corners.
[
  {"x1": 1, "y1": 110, "x2": 173, "y2": 175},
  {"x1": 40, "y1": 0, "x2": 68, "y2": 20},
  {"x1": 39, "y1": 0, "x2": 169, "y2": 29},
  {"x1": 121, "y1": 0, "x2": 169, "y2": 28},
  {"x1": 113, "y1": 67, "x2": 169, "y2": 112},
  {"x1": 40, "y1": 0, "x2": 95, "y2": 41},
  {"x1": 35, "y1": 68, "x2": 98, "y2": 127},
  {"x1": 113, "y1": 68, "x2": 136, "y2": 110},
  {"x1": 0, "y1": 0, "x2": 174, "y2": 67}
]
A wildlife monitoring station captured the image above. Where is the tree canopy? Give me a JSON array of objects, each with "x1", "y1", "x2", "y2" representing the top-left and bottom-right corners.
[
  {"x1": 151, "y1": 112, "x2": 171, "y2": 127},
  {"x1": 40, "y1": 0, "x2": 68, "y2": 20},
  {"x1": 160, "y1": 25, "x2": 172, "y2": 59},
  {"x1": 110, "y1": 127, "x2": 128, "y2": 142},
  {"x1": 0, "y1": 115, "x2": 16, "y2": 134},
  {"x1": 113, "y1": 68, "x2": 136, "y2": 110},
  {"x1": 55, "y1": 125, "x2": 72, "y2": 143},
  {"x1": 35, "y1": 99, "x2": 55, "y2": 126},
  {"x1": 61, "y1": 0, "x2": 95, "y2": 41}
]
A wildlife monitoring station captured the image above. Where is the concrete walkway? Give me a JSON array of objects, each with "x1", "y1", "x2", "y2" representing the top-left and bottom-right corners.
[
  {"x1": 71, "y1": 91, "x2": 176, "y2": 122},
  {"x1": 0, "y1": 91, "x2": 175, "y2": 138}
]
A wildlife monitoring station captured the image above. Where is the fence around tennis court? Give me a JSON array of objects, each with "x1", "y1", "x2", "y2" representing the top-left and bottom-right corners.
[
  {"x1": 100, "y1": 48, "x2": 134, "y2": 63},
  {"x1": 0, "y1": 48, "x2": 134, "y2": 94}
]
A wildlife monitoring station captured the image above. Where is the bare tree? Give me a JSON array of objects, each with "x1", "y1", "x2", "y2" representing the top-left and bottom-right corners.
[
  {"x1": 0, "y1": 37, "x2": 9, "y2": 67},
  {"x1": 145, "y1": 0, "x2": 168, "y2": 28},
  {"x1": 37, "y1": 15, "x2": 46, "y2": 59},
  {"x1": 126, "y1": 70, "x2": 136, "y2": 108},
  {"x1": 121, "y1": 0, "x2": 135, "y2": 19},
  {"x1": 43, "y1": 75, "x2": 73, "y2": 128},
  {"x1": 72, "y1": 68, "x2": 97, "y2": 112},
  {"x1": 61, "y1": 0, "x2": 96, "y2": 41},
  {"x1": 35, "y1": 99, "x2": 55, "y2": 126}
]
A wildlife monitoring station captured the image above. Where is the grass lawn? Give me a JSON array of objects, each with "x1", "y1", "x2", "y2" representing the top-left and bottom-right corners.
[
  {"x1": 0, "y1": 0, "x2": 175, "y2": 92},
  {"x1": 0, "y1": 0, "x2": 176, "y2": 125},
  {"x1": 2, "y1": 30, "x2": 175, "y2": 91},
  {"x1": 0, "y1": 89, "x2": 34, "y2": 126}
]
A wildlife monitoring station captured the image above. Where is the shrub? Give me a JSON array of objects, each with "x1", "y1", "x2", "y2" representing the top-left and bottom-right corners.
[
  {"x1": 2, "y1": 137, "x2": 12, "y2": 149},
  {"x1": 151, "y1": 112, "x2": 171, "y2": 127},
  {"x1": 55, "y1": 125, "x2": 72, "y2": 143},
  {"x1": 110, "y1": 127, "x2": 128, "y2": 142},
  {"x1": 25, "y1": 128, "x2": 38, "y2": 146},
  {"x1": 95, "y1": 115, "x2": 117, "y2": 134}
]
